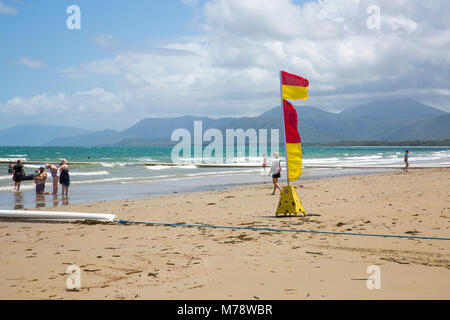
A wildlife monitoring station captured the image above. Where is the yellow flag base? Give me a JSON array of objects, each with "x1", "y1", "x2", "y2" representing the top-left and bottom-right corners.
[{"x1": 275, "y1": 186, "x2": 306, "y2": 216}]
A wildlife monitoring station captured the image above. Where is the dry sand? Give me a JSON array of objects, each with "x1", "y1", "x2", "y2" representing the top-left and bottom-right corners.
[{"x1": 0, "y1": 168, "x2": 449, "y2": 299}]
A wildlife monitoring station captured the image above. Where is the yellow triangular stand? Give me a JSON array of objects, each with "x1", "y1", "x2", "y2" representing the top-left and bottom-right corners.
[{"x1": 276, "y1": 186, "x2": 306, "y2": 216}]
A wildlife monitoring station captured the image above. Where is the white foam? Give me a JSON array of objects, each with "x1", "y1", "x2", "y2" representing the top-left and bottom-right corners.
[
  {"x1": 69, "y1": 171, "x2": 110, "y2": 176},
  {"x1": 0, "y1": 157, "x2": 27, "y2": 162},
  {"x1": 145, "y1": 164, "x2": 197, "y2": 170},
  {"x1": 70, "y1": 177, "x2": 135, "y2": 184},
  {"x1": 0, "y1": 185, "x2": 35, "y2": 192},
  {"x1": 99, "y1": 162, "x2": 132, "y2": 168},
  {"x1": 24, "y1": 164, "x2": 43, "y2": 169},
  {"x1": 145, "y1": 165, "x2": 171, "y2": 170}
]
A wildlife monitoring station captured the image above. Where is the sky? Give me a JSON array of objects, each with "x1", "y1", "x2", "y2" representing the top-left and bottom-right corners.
[{"x1": 0, "y1": 0, "x2": 449, "y2": 130}]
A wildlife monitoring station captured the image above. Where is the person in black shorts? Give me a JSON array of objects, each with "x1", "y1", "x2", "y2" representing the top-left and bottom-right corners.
[
  {"x1": 268, "y1": 152, "x2": 282, "y2": 195},
  {"x1": 13, "y1": 160, "x2": 24, "y2": 191}
]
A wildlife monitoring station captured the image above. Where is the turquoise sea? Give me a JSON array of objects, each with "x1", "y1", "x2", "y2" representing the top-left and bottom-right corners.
[{"x1": 1, "y1": 146, "x2": 449, "y2": 209}]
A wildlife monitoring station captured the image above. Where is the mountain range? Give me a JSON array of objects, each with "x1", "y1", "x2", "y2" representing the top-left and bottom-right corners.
[{"x1": 0, "y1": 98, "x2": 448, "y2": 146}]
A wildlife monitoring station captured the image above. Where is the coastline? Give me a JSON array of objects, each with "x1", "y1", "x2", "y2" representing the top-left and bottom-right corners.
[
  {"x1": 0, "y1": 168, "x2": 449, "y2": 299},
  {"x1": 0, "y1": 167, "x2": 398, "y2": 210}
]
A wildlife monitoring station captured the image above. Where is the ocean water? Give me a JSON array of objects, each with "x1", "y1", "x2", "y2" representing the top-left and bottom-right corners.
[{"x1": 0, "y1": 146, "x2": 449, "y2": 209}]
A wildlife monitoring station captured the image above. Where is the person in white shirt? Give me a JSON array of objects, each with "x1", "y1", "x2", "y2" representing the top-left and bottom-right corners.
[{"x1": 268, "y1": 152, "x2": 282, "y2": 195}]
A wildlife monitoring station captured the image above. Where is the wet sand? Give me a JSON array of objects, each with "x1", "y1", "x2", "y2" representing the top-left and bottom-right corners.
[{"x1": 0, "y1": 168, "x2": 449, "y2": 299}]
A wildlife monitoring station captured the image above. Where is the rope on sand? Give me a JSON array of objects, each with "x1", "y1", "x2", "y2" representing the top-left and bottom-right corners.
[{"x1": 115, "y1": 220, "x2": 450, "y2": 241}]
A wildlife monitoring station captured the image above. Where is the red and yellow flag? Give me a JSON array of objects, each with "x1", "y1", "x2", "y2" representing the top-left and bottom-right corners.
[
  {"x1": 283, "y1": 99, "x2": 302, "y2": 181},
  {"x1": 281, "y1": 71, "x2": 309, "y2": 100}
]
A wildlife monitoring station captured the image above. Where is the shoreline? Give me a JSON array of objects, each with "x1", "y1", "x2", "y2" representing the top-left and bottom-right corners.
[
  {"x1": 0, "y1": 168, "x2": 449, "y2": 299},
  {"x1": 0, "y1": 166, "x2": 399, "y2": 210}
]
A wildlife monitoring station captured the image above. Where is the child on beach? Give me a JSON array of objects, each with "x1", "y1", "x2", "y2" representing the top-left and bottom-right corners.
[
  {"x1": 8, "y1": 162, "x2": 13, "y2": 175},
  {"x1": 262, "y1": 154, "x2": 267, "y2": 172},
  {"x1": 268, "y1": 152, "x2": 282, "y2": 195}
]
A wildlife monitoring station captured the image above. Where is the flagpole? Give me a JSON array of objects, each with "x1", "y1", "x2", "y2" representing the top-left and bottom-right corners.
[{"x1": 279, "y1": 71, "x2": 290, "y2": 187}]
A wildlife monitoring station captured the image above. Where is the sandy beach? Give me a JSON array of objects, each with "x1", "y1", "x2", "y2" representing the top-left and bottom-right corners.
[{"x1": 0, "y1": 168, "x2": 449, "y2": 300}]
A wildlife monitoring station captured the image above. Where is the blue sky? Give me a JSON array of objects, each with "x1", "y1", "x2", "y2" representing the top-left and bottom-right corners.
[
  {"x1": 1, "y1": 0, "x2": 449, "y2": 130},
  {"x1": 0, "y1": 0, "x2": 200, "y2": 100}
]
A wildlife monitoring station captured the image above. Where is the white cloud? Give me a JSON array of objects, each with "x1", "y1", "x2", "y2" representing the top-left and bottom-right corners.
[
  {"x1": 2, "y1": 0, "x2": 450, "y2": 129},
  {"x1": 0, "y1": 0, "x2": 17, "y2": 15},
  {"x1": 90, "y1": 34, "x2": 120, "y2": 49},
  {"x1": 7, "y1": 57, "x2": 47, "y2": 69},
  {"x1": 61, "y1": 58, "x2": 120, "y2": 78},
  {"x1": 181, "y1": 0, "x2": 199, "y2": 6},
  {"x1": 383, "y1": 14, "x2": 418, "y2": 32}
]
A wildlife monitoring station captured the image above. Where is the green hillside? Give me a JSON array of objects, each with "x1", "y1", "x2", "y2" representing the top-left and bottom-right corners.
[{"x1": 5, "y1": 98, "x2": 449, "y2": 146}]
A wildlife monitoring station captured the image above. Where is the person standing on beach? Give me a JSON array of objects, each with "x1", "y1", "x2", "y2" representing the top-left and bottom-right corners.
[
  {"x1": 404, "y1": 150, "x2": 409, "y2": 172},
  {"x1": 34, "y1": 166, "x2": 47, "y2": 195},
  {"x1": 12, "y1": 160, "x2": 24, "y2": 191},
  {"x1": 262, "y1": 154, "x2": 267, "y2": 172},
  {"x1": 45, "y1": 164, "x2": 58, "y2": 195},
  {"x1": 8, "y1": 162, "x2": 13, "y2": 175},
  {"x1": 59, "y1": 159, "x2": 70, "y2": 196},
  {"x1": 268, "y1": 152, "x2": 282, "y2": 195}
]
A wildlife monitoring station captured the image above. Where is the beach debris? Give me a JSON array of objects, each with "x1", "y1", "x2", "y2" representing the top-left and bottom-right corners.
[
  {"x1": 405, "y1": 230, "x2": 421, "y2": 235},
  {"x1": 83, "y1": 269, "x2": 101, "y2": 272},
  {"x1": 237, "y1": 233, "x2": 254, "y2": 241},
  {"x1": 336, "y1": 222, "x2": 345, "y2": 227},
  {"x1": 380, "y1": 257, "x2": 409, "y2": 264},
  {"x1": 206, "y1": 202, "x2": 216, "y2": 205},
  {"x1": 125, "y1": 270, "x2": 143, "y2": 275},
  {"x1": 305, "y1": 251, "x2": 323, "y2": 256},
  {"x1": 187, "y1": 284, "x2": 204, "y2": 290}
]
